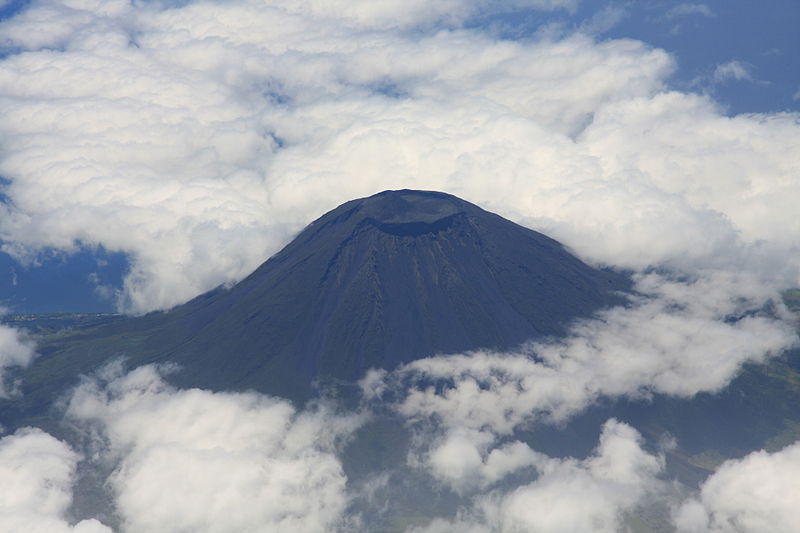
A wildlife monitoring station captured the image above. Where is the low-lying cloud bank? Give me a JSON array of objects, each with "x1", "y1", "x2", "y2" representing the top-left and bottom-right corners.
[
  {"x1": 363, "y1": 271, "x2": 797, "y2": 439},
  {"x1": 357, "y1": 269, "x2": 799, "y2": 531},
  {"x1": 1, "y1": 354, "x2": 799, "y2": 533},
  {"x1": 2, "y1": 363, "x2": 364, "y2": 533},
  {"x1": 67, "y1": 363, "x2": 362, "y2": 533}
]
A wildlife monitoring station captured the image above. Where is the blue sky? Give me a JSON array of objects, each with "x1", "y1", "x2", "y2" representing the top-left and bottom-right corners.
[
  {"x1": 474, "y1": 0, "x2": 800, "y2": 115},
  {"x1": 598, "y1": 0, "x2": 799, "y2": 114},
  {"x1": 0, "y1": 0, "x2": 798, "y2": 314}
]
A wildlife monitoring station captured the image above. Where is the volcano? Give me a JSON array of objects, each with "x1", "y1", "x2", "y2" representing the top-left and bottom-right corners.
[{"x1": 13, "y1": 190, "x2": 630, "y2": 404}]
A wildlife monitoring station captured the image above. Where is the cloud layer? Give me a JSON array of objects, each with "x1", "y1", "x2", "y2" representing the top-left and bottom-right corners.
[
  {"x1": 63, "y1": 363, "x2": 361, "y2": 533},
  {"x1": 4, "y1": 358, "x2": 798, "y2": 533},
  {"x1": 0, "y1": 0, "x2": 796, "y2": 314},
  {"x1": 364, "y1": 271, "x2": 796, "y2": 441}
]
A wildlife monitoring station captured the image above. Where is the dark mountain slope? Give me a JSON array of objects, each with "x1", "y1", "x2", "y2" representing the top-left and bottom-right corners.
[{"x1": 9, "y1": 190, "x2": 630, "y2": 406}]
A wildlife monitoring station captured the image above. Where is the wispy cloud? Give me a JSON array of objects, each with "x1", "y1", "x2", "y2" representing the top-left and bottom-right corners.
[
  {"x1": 578, "y1": 4, "x2": 628, "y2": 36},
  {"x1": 665, "y1": 3, "x2": 715, "y2": 20},
  {"x1": 713, "y1": 60, "x2": 755, "y2": 83}
]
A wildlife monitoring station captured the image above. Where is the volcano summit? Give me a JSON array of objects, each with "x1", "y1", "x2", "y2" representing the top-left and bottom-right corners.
[{"x1": 12, "y1": 190, "x2": 631, "y2": 405}]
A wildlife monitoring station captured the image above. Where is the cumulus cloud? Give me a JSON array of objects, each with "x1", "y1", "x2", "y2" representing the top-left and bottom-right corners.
[
  {"x1": 64, "y1": 362, "x2": 362, "y2": 533},
  {"x1": 2, "y1": 0, "x2": 796, "y2": 317},
  {"x1": 674, "y1": 441, "x2": 800, "y2": 533},
  {"x1": 0, "y1": 0, "x2": 670, "y2": 312},
  {"x1": 0, "y1": 427, "x2": 112, "y2": 533},
  {"x1": 1, "y1": 362, "x2": 369, "y2": 533},
  {"x1": 578, "y1": 4, "x2": 628, "y2": 36},
  {"x1": 0, "y1": 322, "x2": 36, "y2": 397},
  {"x1": 408, "y1": 420, "x2": 665, "y2": 533}
]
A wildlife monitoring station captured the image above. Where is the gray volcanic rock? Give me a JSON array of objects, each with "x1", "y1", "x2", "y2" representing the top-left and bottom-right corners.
[
  {"x1": 152, "y1": 189, "x2": 630, "y2": 397},
  {"x1": 14, "y1": 190, "x2": 631, "y2": 403}
]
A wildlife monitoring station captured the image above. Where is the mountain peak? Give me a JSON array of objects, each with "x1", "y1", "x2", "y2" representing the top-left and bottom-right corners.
[
  {"x1": 159, "y1": 190, "x2": 631, "y2": 397},
  {"x1": 350, "y1": 189, "x2": 467, "y2": 223},
  {"x1": 304, "y1": 189, "x2": 472, "y2": 238}
]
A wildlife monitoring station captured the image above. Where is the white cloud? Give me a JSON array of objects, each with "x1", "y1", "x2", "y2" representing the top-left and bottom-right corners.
[
  {"x1": 713, "y1": 60, "x2": 754, "y2": 83},
  {"x1": 674, "y1": 442, "x2": 800, "y2": 533},
  {"x1": 263, "y1": 0, "x2": 577, "y2": 30},
  {"x1": 0, "y1": 0, "x2": 723, "y2": 315},
  {"x1": 0, "y1": 362, "x2": 366, "y2": 533},
  {"x1": 65, "y1": 363, "x2": 362, "y2": 533},
  {"x1": 0, "y1": 0, "x2": 793, "y2": 322},
  {"x1": 422, "y1": 427, "x2": 510, "y2": 491},
  {"x1": 383, "y1": 271, "x2": 797, "y2": 437},
  {"x1": 665, "y1": 3, "x2": 715, "y2": 19},
  {"x1": 579, "y1": 4, "x2": 628, "y2": 36},
  {"x1": 0, "y1": 0, "x2": 795, "y2": 317},
  {"x1": 0, "y1": 427, "x2": 113, "y2": 533},
  {"x1": 575, "y1": 92, "x2": 799, "y2": 273},
  {"x1": 493, "y1": 421, "x2": 663, "y2": 533},
  {"x1": 375, "y1": 270, "x2": 796, "y2": 527},
  {"x1": 0, "y1": 323, "x2": 36, "y2": 397},
  {"x1": 409, "y1": 420, "x2": 665, "y2": 533}
]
